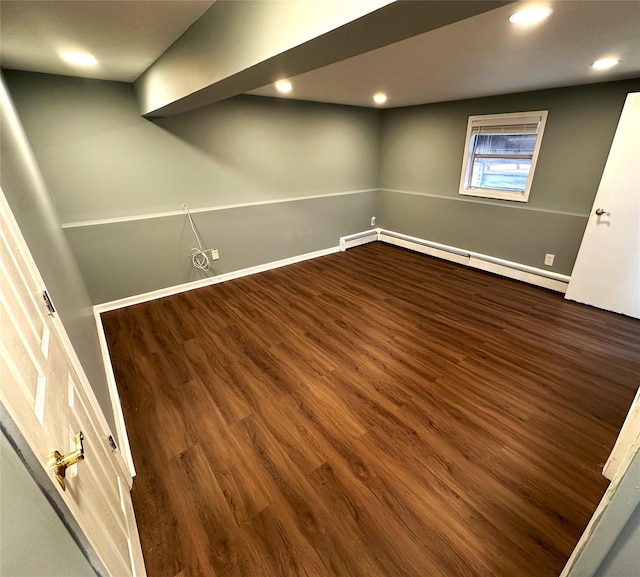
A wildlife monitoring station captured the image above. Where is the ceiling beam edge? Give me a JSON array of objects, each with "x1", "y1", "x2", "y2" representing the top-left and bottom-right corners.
[{"x1": 136, "y1": 0, "x2": 513, "y2": 118}]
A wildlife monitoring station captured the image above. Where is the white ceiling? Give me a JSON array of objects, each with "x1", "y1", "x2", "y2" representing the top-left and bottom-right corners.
[
  {"x1": 250, "y1": 0, "x2": 640, "y2": 107},
  {"x1": 0, "y1": 0, "x2": 214, "y2": 82},
  {"x1": 0, "y1": 0, "x2": 638, "y2": 108}
]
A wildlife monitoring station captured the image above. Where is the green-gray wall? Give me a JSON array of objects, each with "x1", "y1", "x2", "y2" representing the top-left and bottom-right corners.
[
  {"x1": 379, "y1": 79, "x2": 640, "y2": 275},
  {"x1": 0, "y1": 73, "x2": 116, "y2": 435},
  {"x1": 566, "y1": 448, "x2": 640, "y2": 577},
  {"x1": 4, "y1": 71, "x2": 380, "y2": 303},
  {"x1": 0, "y1": 430, "x2": 97, "y2": 577},
  {"x1": 595, "y1": 505, "x2": 640, "y2": 577},
  {"x1": 5, "y1": 70, "x2": 640, "y2": 299}
]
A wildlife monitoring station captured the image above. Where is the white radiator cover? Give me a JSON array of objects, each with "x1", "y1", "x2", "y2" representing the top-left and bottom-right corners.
[{"x1": 340, "y1": 228, "x2": 570, "y2": 293}]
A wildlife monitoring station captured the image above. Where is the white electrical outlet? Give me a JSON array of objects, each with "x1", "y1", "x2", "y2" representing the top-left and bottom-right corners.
[
  {"x1": 371, "y1": 216, "x2": 376, "y2": 226},
  {"x1": 544, "y1": 253, "x2": 555, "y2": 266},
  {"x1": 210, "y1": 249, "x2": 219, "y2": 261}
]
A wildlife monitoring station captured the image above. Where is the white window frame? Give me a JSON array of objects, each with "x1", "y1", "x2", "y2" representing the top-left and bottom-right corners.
[{"x1": 458, "y1": 110, "x2": 548, "y2": 202}]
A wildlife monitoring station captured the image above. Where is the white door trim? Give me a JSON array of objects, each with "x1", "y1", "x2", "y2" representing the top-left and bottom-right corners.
[
  {"x1": 93, "y1": 309, "x2": 136, "y2": 478},
  {"x1": 559, "y1": 440, "x2": 640, "y2": 576},
  {"x1": 603, "y1": 387, "x2": 640, "y2": 481}
]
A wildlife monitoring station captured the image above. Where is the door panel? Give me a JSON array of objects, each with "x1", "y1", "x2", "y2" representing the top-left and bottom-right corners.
[
  {"x1": 0, "y1": 190, "x2": 146, "y2": 577},
  {"x1": 565, "y1": 92, "x2": 640, "y2": 318}
]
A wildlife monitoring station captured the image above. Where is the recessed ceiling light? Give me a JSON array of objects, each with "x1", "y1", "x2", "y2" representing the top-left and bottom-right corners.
[
  {"x1": 275, "y1": 80, "x2": 292, "y2": 94},
  {"x1": 592, "y1": 57, "x2": 620, "y2": 70},
  {"x1": 509, "y1": 7, "x2": 553, "y2": 25},
  {"x1": 59, "y1": 51, "x2": 98, "y2": 66},
  {"x1": 373, "y1": 93, "x2": 387, "y2": 105}
]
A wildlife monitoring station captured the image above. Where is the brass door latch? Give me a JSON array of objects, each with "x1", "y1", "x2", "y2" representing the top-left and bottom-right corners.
[{"x1": 49, "y1": 432, "x2": 84, "y2": 491}]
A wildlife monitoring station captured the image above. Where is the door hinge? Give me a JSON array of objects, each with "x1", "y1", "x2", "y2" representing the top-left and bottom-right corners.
[
  {"x1": 42, "y1": 290, "x2": 56, "y2": 316},
  {"x1": 107, "y1": 435, "x2": 117, "y2": 451}
]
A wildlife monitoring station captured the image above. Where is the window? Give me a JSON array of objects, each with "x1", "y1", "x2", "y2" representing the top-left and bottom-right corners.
[{"x1": 459, "y1": 110, "x2": 548, "y2": 202}]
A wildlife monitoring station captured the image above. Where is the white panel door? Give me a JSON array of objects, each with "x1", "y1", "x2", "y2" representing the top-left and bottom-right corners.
[
  {"x1": 565, "y1": 92, "x2": 640, "y2": 318},
  {"x1": 0, "y1": 189, "x2": 146, "y2": 577}
]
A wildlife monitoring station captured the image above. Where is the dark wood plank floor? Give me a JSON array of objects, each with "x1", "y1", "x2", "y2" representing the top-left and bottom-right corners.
[{"x1": 103, "y1": 243, "x2": 640, "y2": 577}]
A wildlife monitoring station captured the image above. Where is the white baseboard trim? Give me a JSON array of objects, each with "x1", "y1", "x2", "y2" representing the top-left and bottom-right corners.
[
  {"x1": 93, "y1": 309, "x2": 136, "y2": 480},
  {"x1": 376, "y1": 229, "x2": 570, "y2": 293},
  {"x1": 339, "y1": 229, "x2": 379, "y2": 251},
  {"x1": 94, "y1": 246, "x2": 340, "y2": 314}
]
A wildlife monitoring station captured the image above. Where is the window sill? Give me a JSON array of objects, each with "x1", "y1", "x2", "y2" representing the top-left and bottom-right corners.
[{"x1": 459, "y1": 188, "x2": 529, "y2": 203}]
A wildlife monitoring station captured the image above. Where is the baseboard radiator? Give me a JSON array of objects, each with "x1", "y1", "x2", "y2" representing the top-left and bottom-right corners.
[
  {"x1": 339, "y1": 230, "x2": 379, "y2": 251},
  {"x1": 340, "y1": 228, "x2": 570, "y2": 293}
]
